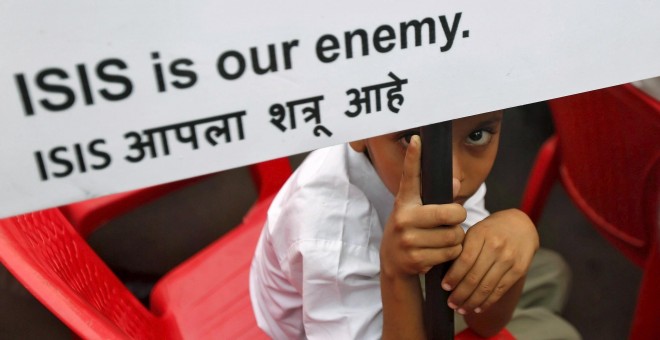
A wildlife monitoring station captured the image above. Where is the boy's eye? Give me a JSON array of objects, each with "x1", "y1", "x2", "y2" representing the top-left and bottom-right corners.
[{"x1": 465, "y1": 130, "x2": 493, "y2": 146}]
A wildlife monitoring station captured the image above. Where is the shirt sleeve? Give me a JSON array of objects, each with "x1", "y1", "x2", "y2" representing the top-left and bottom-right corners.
[
  {"x1": 283, "y1": 239, "x2": 383, "y2": 339},
  {"x1": 276, "y1": 183, "x2": 385, "y2": 340}
]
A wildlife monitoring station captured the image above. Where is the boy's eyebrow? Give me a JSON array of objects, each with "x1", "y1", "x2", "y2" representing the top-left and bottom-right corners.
[
  {"x1": 398, "y1": 128, "x2": 421, "y2": 134},
  {"x1": 406, "y1": 115, "x2": 502, "y2": 134},
  {"x1": 474, "y1": 116, "x2": 503, "y2": 128}
]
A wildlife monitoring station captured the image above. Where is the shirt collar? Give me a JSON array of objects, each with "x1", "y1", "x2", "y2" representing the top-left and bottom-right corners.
[{"x1": 345, "y1": 144, "x2": 394, "y2": 228}]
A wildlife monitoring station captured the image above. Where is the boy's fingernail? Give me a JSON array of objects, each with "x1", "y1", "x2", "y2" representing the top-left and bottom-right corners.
[
  {"x1": 457, "y1": 308, "x2": 467, "y2": 315},
  {"x1": 412, "y1": 135, "x2": 420, "y2": 145},
  {"x1": 448, "y1": 301, "x2": 458, "y2": 310},
  {"x1": 474, "y1": 307, "x2": 482, "y2": 314},
  {"x1": 441, "y1": 283, "x2": 452, "y2": 291}
]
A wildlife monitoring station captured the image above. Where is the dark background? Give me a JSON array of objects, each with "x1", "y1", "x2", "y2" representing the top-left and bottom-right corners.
[{"x1": 0, "y1": 102, "x2": 642, "y2": 339}]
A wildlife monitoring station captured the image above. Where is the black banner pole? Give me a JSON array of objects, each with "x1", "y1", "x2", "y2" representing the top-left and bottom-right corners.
[{"x1": 420, "y1": 120, "x2": 454, "y2": 340}]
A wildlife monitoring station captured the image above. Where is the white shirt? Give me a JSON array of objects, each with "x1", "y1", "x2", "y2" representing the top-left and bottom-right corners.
[{"x1": 250, "y1": 144, "x2": 489, "y2": 340}]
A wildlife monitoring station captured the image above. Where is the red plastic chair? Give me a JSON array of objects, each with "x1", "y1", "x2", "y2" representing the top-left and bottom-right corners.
[
  {"x1": 0, "y1": 158, "x2": 292, "y2": 339},
  {"x1": 59, "y1": 174, "x2": 210, "y2": 238},
  {"x1": 1, "y1": 159, "x2": 519, "y2": 339},
  {"x1": 456, "y1": 328, "x2": 514, "y2": 340},
  {"x1": 520, "y1": 84, "x2": 660, "y2": 340}
]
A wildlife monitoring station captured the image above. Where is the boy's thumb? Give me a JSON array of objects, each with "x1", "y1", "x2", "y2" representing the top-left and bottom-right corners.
[{"x1": 452, "y1": 178, "x2": 461, "y2": 199}]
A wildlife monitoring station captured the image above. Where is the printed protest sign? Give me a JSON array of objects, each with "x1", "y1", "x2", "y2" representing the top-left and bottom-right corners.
[{"x1": 1, "y1": 0, "x2": 659, "y2": 218}]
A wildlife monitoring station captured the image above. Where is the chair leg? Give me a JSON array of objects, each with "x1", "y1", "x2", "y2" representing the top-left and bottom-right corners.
[{"x1": 629, "y1": 241, "x2": 660, "y2": 340}]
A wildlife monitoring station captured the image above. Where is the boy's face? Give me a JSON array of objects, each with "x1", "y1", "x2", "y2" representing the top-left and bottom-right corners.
[{"x1": 350, "y1": 111, "x2": 503, "y2": 204}]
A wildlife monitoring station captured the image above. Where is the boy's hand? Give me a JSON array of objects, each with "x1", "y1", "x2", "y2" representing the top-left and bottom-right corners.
[
  {"x1": 380, "y1": 135, "x2": 466, "y2": 278},
  {"x1": 442, "y1": 209, "x2": 539, "y2": 314}
]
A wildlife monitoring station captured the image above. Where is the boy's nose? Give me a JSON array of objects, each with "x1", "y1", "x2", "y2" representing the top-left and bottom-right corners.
[
  {"x1": 452, "y1": 178, "x2": 461, "y2": 199},
  {"x1": 452, "y1": 153, "x2": 465, "y2": 184}
]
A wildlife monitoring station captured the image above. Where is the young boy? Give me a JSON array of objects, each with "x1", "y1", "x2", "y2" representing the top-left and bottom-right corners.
[{"x1": 250, "y1": 111, "x2": 579, "y2": 339}]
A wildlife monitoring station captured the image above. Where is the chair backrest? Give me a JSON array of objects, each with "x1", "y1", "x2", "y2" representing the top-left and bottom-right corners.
[
  {"x1": 60, "y1": 158, "x2": 292, "y2": 237},
  {"x1": 0, "y1": 158, "x2": 292, "y2": 339},
  {"x1": 548, "y1": 84, "x2": 660, "y2": 266},
  {"x1": 60, "y1": 175, "x2": 209, "y2": 238},
  {"x1": 0, "y1": 210, "x2": 164, "y2": 339}
]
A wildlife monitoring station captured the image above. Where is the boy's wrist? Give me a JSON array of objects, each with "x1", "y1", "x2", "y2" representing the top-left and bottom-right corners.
[
  {"x1": 380, "y1": 270, "x2": 421, "y2": 285},
  {"x1": 380, "y1": 268, "x2": 419, "y2": 285},
  {"x1": 492, "y1": 208, "x2": 539, "y2": 249},
  {"x1": 380, "y1": 263, "x2": 426, "y2": 340},
  {"x1": 380, "y1": 266, "x2": 423, "y2": 308},
  {"x1": 380, "y1": 255, "x2": 413, "y2": 280}
]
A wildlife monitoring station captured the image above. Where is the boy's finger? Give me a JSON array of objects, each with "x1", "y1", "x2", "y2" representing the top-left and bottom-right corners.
[
  {"x1": 397, "y1": 135, "x2": 422, "y2": 203},
  {"x1": 412, "y1": 204, "x2": 467, "y2": 228},
  {"x1": 402, "y1": 225, "x2": 465, "y2": 248},
  {"x1": 456, "y1": 259, "x2": 513, "y2": 313},
  {"x1": 410, "y1": 245, "x2": 463, "y2": 273},
  {"x1": 446, "y1": 250, "x2": 496, "y2": 312},
  {"x1": 475, "y1": 269, "x2": 520, "y2": 313},
  {"x1": 441, "y1": 235, "x2": 483, "y2": 292}
]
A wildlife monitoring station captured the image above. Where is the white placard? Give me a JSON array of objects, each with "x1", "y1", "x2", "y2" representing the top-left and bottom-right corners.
[{"x1": 1, "y1": 0, "x2": 659, "y2": 218}]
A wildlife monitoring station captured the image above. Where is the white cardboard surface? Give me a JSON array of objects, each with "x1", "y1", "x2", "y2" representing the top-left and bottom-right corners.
[{"x1": 1, "y1": 0, "x2": 659, "y2": 217}]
